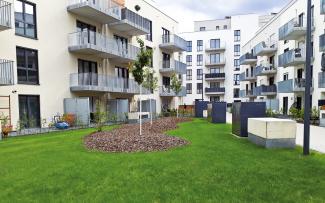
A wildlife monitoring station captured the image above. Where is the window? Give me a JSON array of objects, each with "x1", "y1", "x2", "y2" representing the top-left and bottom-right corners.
[
  {"x1": 210, "y1": 96, "x2": 220, "y2": 102},
  {"x1": 162, "y1": 28, "x2": 170, "y2": 43},
  {"x1": 15, "y1": 0, "x2": 37, "y2": 38},
  {"x1": 186, "y1": 69, "x2": 192, "y2": 80},
  {"x1": 234, "y1": 30, "x2": 241, "y2": 42},
  {"x1": 197, "y1": 83, "x2": 203, "y2": 94},
  {"x1": 210, "y1": 53, "x2": 220, "y2": 63},
  {"x1": 197, "y1": 69, "x2": 203, "y2": 80},
  {"x1": 162, "y1": 52, "x2": 171, "y2": 68},
  {"x1": 197, "y1": 54, "x2": 203, "y2": 66},
  {"x1": 186, "y1": 55, "x2": 192, "y2": 66},
  {"x1": 19, "y1": 95, "x2": 40, "y2": 128},
  {"x1": 16, "y1": 47, "x2": 39, "y2": 84},
  {"x1": 210, "y1": 68, "x2": 221, "y2": 73},
  {"x1": 146, "y1": 46, "x2": 153, "y2": 67},
  {"x1": 283, "y1": 73, "x2": 289, "y2": 81},
  {"x1": 145, "y1": 20, "x2": 153, "y2": 41},
  {"x1": 197, "y1": 40, "x2": 203, "y2": 52},
  {"x1": 77, "y1": 59, "x2": 98, "y2": 86},
  {"x1": 216, "y1": 26, "x2": 219, "y2": 30},
  {"x1": 223, "y1": 25, "x2": 227, "y2": 29},
  {"x1": 234, "y1": 74, "x2": 240, "y2": 85},
  {"x1": 186, "y1": 41, "x2": 192, "y2": 52},
  {"x1": 234, "y1": 45, "x2": 240, "y2": 56},
  {"x1": 186, "y1": 83, "x2": 192, "y2": 94},
  {"x1": 234, "y1": 59, "x2": 240, "y2": 71},
  {"x1": 234, "y1": 88, "x2": 240, "y2": 98},
  {"x1": 210, "y1": 82, "x2": 220, "y2": 88},
  {"x1": 210, "y1": 39, "x2": 220, "y2": 49},
  {"x1": 200, "y1": 27, "x2": 206, "y2": 31}
]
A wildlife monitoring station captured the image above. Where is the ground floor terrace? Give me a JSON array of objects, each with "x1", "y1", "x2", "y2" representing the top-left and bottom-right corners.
[{"x1": 1, "y1": 119, "x2": 325, "y2": 202}]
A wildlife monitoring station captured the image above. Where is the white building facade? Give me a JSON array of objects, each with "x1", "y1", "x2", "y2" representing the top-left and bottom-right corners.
[
  {"x1": 179, "y1": 14, "x2": 270, "y2": 105},
  {"x1": 0, "y1": 0, "x2": 187, "y2": 128},
  {"x1": 240, "y1": 0, "x2": 325, "y2": 114}
]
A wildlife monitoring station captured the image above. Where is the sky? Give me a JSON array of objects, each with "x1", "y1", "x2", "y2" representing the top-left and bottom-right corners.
[{"x1": 153, "y1": 0, "x2": 291, "y2": 32}]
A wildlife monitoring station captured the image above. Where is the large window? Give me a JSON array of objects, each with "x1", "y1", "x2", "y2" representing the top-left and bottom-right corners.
[
  {"x1": 146, "y1": 46, "x2": 153, "y2": 67},
  {"x1": 186, "y1": 83, "x2": 192, "y2": 94},
  {"x1": 197, "y1": 54, "x2": 203, "y2": 66},
  {"x1": 199, "y1": 27, "x2": 206, "y2": 31},
  {"x1": 19, "y1": 95, "x2": 40, "y2": 128},
  {"x1": 186, "y1": 41, "x2": 192, "y2": 52},
  {"x1": 197, "y1": 69, "x2": 203, "y2": 80},
  {"x1": 145, "y1": 20, "x2": 153, "y2": 41},
  {"x1": 233, "y1": 88, "x2": 240, "y2": 98},
  {"x1": 234, "y1": 59, "x2": 240, "y2": 71},
  {"x1": 186, "y1": 55, "x2": 192, "y2": 66},
  {"x1": 210, "y1": 39, "x2": 220, "y2": 49},
  {"x1": 197, "y1": 40, "x2": 203, "y2": 52},
  {"x1": 186, "y1": 69, "x2": 192, "y2": 80},
  {"x1": 16, "y1": 47, "x2": 39, "y2": 84},
  {"x1": 234, "y1": 30, "x2": 241, "y2": 42},
  {"x1": 197, "y1": 83, "x2": 203, "y2": 94},
  {"x1": 234, "y1": 45, "x2": 240, "y2": 56},
  {"x1": 234, "y1": 74, "x2": 240, "y2": 85},
  {"x1": 15, "y1": 0, "x2": 37, "y2": 38},
  {"x1": 210, "y1": 53, "x2": 220, "y2": 63}
]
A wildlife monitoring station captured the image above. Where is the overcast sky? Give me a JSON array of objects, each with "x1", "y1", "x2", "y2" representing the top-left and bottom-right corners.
[{"x1": 153, "y1": 0, "x2": 291, "y2": 32}]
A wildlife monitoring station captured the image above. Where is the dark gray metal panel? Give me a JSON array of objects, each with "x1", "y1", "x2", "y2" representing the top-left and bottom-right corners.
[
  {"x1": 195, "y1": 101, "x2": 209, "y2": 118},
  {"x1": 211, "y1": 102, "x2": 227, "y2": 123},
  {"x1": 64, "y1": 98, "x2": 90, "y2": 125}
]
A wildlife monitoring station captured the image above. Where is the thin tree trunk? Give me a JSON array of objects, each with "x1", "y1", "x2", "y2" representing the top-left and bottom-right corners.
[
  {"x1": 140, "y1": 85, "x2": 142, "y2": 135},
  {"x1": 176, "y1": 97, "x2": 179, "y2": 118},
  {"x1": 150, "y1": 98, "x2": 153, "y2": 125}
]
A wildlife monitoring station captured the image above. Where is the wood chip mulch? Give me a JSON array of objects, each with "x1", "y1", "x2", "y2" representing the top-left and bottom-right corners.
[{"x1": 84, "y1": 117, "x2": 192, "y2": 153}]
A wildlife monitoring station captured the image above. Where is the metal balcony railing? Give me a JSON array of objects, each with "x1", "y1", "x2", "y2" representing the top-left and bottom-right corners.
[
  {"x1": 278, "y1": 48, "x2": 305, "y2": 68},
  {"x1": 278, "y1": 17, "x2": 310, "y2": 41},
  {"x1": 68, "y1": 30, "x2": 140, "y2": 61},
  {"x1": 120, "y1": 8, "x2": 150, "y2": 34},
  {"x1": 67, "y1": 0, "x2": 121, "y2": 23},
  {"x1": 0, "y1": 59, "x2": 14, "y2": 85},
  {"x1": 320, "y1": 34, "x2": 325, "y2": 52},
  {"x1": 159, "y1": 60, "x2": 187, "y2": 74},
  {"x1": 239, "y1": 53, "x2": 257, "y2": 65},
  {"x1": 70, "y1": 73, "x2": 150, "y2": 94},
  {"x1": 160, "y1": 34, "x2": 187, "y2": 51},
  {"x1": 0, "y1": 0, "x2": 11, "y2": 30},
  {"x1": 319, "y1": 72, "x2": 325, "y2": 88},
  {"x1": 278, "y1": 78, "x2": 313, "y2": 93},
  {"x1": 159, "y1": 86, "x2": 186, "y2": 97},
  {"x1": 253, "y1": 41, "x2": 277, "y2": 56},
  {"x1": 255, "y1": 63, "x2": 277, "y2": 76},
  {"x1": 205, "y1": 87, "x2": 225, "y2": 94},
  {"x1": 205, "y1": 73, "x2": 225, "y2": 80}
]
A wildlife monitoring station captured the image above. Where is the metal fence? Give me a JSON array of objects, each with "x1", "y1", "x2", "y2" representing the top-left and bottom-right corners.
[
  {"x1": 278, "y1": 48, "x2": 305, "y2": 67},
  {"x1": 0, "y1": 0, "x2": 11, "y2": 29}
]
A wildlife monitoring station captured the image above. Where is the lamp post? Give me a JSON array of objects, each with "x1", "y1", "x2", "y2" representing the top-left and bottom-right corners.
[{"x1": 303, "y1": 0, "x2": 312, "y2": 155}]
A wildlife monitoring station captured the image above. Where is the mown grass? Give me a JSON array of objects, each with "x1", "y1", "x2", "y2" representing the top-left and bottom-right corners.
[{"x1": 1, "y1": 119, "x2": 325, "y2": 202}]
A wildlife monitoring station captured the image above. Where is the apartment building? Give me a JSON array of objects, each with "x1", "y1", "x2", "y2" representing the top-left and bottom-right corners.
[
  {"x1": 179, "y1": 14, "x2": 268, "y2": 105},
  {"x1": 239, "y1": 0, "x2": 325, "y2": 114},
  {"x1": 0, "y1": 0, "x2": 186, "y2": 128}
]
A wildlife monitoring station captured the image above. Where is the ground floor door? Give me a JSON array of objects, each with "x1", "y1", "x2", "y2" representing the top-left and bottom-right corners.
[
  {"x1": 283, "y1": 97, "x2": 288, "y2": 115},
  {"x1": 18, "y1": 95, "x2": 40, "y2": 128},
  {"x1": 296, "y1": 96, "x2": 302, "y2": 110}
]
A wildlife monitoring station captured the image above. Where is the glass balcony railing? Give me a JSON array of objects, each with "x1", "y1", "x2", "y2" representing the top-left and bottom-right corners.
[
  {"x1": 67, "y1": 0, "x2": 121, "y2": 24},
  {"x1": 68, "y1": 30, "x2": 140, "y2": 62},
  {"x1": 0, "y1": 59, "x2": 14, "y2": 85},
  {"x1": 205, "y1": 56, "x2": 226, "y2": 66},
  {"x1": 278, "y1": 48, "x2": 305, "y2": 68},
  {"x1": 278, "y1": 78, "x2": 313, "y2": 93},
  {"x1": 159, "y1": 60, "x2": 187, "y2": 74},
  {"x1": 70, "y1": 73, "x2": 150, "y2": 94},
  {"x1": 159, "y1": 34, "x2": 187, "y2": 51},
  {"x1": 205, "y1": 41, "x2": 226, "y2": 52},
  {"x1": 255, "y1": 85, "x2": 277, "y2": 96},
  {"x1": 253, "y1": 41, "x2": 277, "y2": 56},
  {"x1": 240, "y1": 70, "x2": 256, "y2": 81},
  {"x1": 255, "y1": 63, "x2": 277, "y2": 76},
  {"x1": 0, "y1": 0, "x2": 11, "y2": 31},
  {"x1": 205, "y1": 73, "x2": 225, "y2": 80},
  {"x1": 320, "y1": 34, "x2": 325, "y2": 52},
  {"x1": 239, "y1": 53, "x2": 257, "y2": 65},
  {"x1": 205, "y1": 87, "x2": 226, "y2": 94},
  {"x1": 159, "y1": 86, "x2": 186, "y2": 97},
  {"x1": 279, "y1": 17, "x2": 309, "y2": 41}
]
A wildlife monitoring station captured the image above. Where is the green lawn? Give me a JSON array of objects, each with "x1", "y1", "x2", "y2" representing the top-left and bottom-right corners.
[{"x1": 1, "y1": 119, "x2": 325, "y2": 202}]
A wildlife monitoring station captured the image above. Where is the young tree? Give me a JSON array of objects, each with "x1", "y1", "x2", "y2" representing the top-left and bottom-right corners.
[
  {"x1": 142, "y1": 67, "x2": 158, "y2": 125},
  {"x1": 170, "y1": 72, "x2": 183, "y2": 118},
  {"x1": 129, "y1": 38, "x2": 152, "y2": 135},
  {"x1": 94, "y1": 100, "x2": 108, "y2": 132}
]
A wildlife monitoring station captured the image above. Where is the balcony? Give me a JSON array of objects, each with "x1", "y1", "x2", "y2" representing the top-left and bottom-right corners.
[
  {"x1": 279, "y1": 17, "x2": 309, "y2": 41},
  {"x1": 205, "y1": 56, "x2": 226, "y2": 66},
  {"x1": 159, "y1": 34, "x2": 187, "y2": 52},
  {"x1": 319, "y1": 72, "x2": 325, "y2": 88},
  {"x1": 109, "y1": 8, "x2": 150, "y2": 36},
  {"x1": 0, "y1": 0, "x2": 11, "y2": 31},
  {"x1": 70, "y1": 73, "x2": 149, "y2": 94},
  {"x1": 159, "y1": 60, "x2": 187, "y2": 75},
  {"x1": 159, "y1": 86, "x2": 186, "y2": 97},
  {"x1": 253, "y1": 41, "x2": 277, "y2": 56},
  {"x1": 320, "y1": 34, "x2": 325, "y2": 52},
  {"x1": 255, "y1": 85, "x2": 277, "y2": 96},
  {"x1": 68, "y1": 30, "x2": 140, "y2": 63},
  {"x1": 205, "y1": 87, "x2": 225, "y2": 95},
  {"x1": 255, "y1": 63, "x2": 277, "y2": 76},
  {"x1": 321, "y1": 0, "x2": 325, "y2": 14},
  {"x1": 205, "y1": 73, "x2": 225, "y2": 81},
  {"x1": 278, "y1": 78, "x2": 313, "y2": 93},
  {"x1": 239, "y1": 53, "x2": 257, "y2": 65},
  {"x1": 0, "y1": 59, "x2": 14, "y2": 85},
  {"x1": 240, "y1": 89, "x2": 256, "y2": 98},
  {"x1": 67, "y1": 0, "x2": 121, "y2": 24},
  {"x1": 240, "y1": 71, "x2": 256, "y2": 82},
  {"x1": 278, "y1": 48, "x2": 305, "y2": 68},
  {"x1": 205, "y1": 41, "x2": 226, "y2": 52}
]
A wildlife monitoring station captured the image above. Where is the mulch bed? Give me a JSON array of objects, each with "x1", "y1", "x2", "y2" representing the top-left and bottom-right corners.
[{"x1": 84, "y1": 117, "x2": 192, "y2": 153}]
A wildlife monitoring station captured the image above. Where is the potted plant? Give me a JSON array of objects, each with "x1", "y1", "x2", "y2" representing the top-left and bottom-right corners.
[{"x1": 0, "y1": 115, "x2": 12, "y2": 139}]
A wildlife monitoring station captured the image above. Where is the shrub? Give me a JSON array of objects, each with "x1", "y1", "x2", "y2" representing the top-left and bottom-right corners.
[
  {"x1": 62, "y1": 114, "x2": 76, "y2": 127},
  {"x1": 94, "y1": 101, "x2": 108, "y2": 132}
]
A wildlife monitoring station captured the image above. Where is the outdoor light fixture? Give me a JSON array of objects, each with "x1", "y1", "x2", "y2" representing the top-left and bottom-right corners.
[{"x1": 135, "y1": 5, "x2": 141, "y2": 12}]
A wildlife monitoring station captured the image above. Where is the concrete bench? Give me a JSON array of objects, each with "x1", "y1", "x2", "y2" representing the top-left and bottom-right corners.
[{"x1": 248, "y1": 118, "x2": 296, "y2": 149}]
